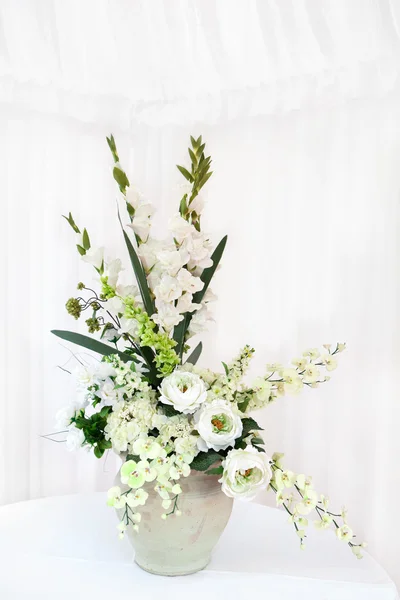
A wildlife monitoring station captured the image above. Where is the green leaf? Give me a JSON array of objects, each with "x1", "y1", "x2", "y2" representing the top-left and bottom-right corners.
[
  {"x1": 252, "y1": 436, "x2": 265, "y2": 445},
  {"x1": 51, "y1": 330, "x2": 134, "y2": 364},
  {"x1": 185, "y1": 342, "x2": 202, "y2": 365},
  {"x1": 188, "y1": 148, "x2": 197, "y2": 166},
  {"x1": 126, "y1": 454, "x2": 140, "y2": 462},
  {"x1": 160, "y1": 403, "x2": 181, "y2": 418},
  {"x1": 237, "y1": 395, "x2": 250, "y2": 412},
  {"x1": 76, "y1": 244, "x2": 86, "y2": 256},
  {"x1": 191, "y1": 451, "x2": 222, "y2": 472},
  {"x1": 62, "y1": 212, "x2": 80, "y2": 234},
  {"x1": 177, "y1": 165, "x2": 194, "y2": 182},
  {"x1": 205, "y1": 466, "x2": 223, "y2": 475},
  {"x1": 241, "y1": 417, "x2": 264, "y2": 437},
  {"x1": 113, "y1": 166, "x2": 130, "y2": 193},
  {"x1": 82, "y1": 228, "x2": 90, "y2": 251},
  {"x1": 197, "y1": 171, "x2": 213, "y2": 190},
  {"x1": 94, "y1": 445, "x2": 104, "y2": 459},
  {"x1": 222, "y1": 361, "x2": 229, "y2": 376},
  {"x1": 121, "y1": 228, "x2": 155, "y2": 318},
  {"x1": 179, "y1": 194, "x2": 188, "y2": 217},
  {"x1": 106, "y1": 135, "x2": 119, "y2": 163},
  {"x1": 172, "y1": 313, "x2": 189, "y2": 359}
]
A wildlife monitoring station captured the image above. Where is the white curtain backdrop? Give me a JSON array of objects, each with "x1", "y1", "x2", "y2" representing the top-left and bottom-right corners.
[{"x1": 1, "y1": 0, "x2": 400, "y2": 587}]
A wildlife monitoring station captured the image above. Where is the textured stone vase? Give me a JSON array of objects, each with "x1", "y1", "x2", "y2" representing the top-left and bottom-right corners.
[{"x1": 115, "y1": 470, "x2": 234, "y2": 576}]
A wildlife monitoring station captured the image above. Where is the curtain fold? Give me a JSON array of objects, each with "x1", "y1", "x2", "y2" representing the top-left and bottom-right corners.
[
  {"x1": 1, "y1": 0, "x2": 400, "y2": 128},
  {"x1": 1, "y1": 0, "x2": 400, "y2": 590}
]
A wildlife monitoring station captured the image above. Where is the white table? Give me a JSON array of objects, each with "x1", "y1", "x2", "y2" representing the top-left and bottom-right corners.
[{"x1": 0, "y1": 493, "x2": 397, "y2": 600}]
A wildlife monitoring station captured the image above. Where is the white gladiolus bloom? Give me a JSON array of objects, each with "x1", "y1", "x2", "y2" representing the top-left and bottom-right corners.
[
  {"x1": 183, "y1": 232, "x2": 213, "y2": 269},
  {"x1": 176, "y1": 292, "x2": 201, "y2": 314},
  {"x1": 159, "y1": 371, "x2": 207, "y2": 414},
  {"x1": 203, "y1": 288, "x2": 217, "y2": 303},
  {"x1": 65, "y1": 426, "x2": 85, "y2": 451},
  {"x1": 156, "y1": 248, "x2": 189, "y2": 276},
  {"x1": 152, "y1": 301, "x2": 183, "y2": 331},
  {"x1": 188, "y1": 195, "x2": 204, "y2": 214},
  {"x1": 154, "y1": 274, "x2": 183, "y2": 303},
  {"x1": 137, "y1": 238, "x2": 163, "y2": 271},
  {"x1": 103, "y1": 258, "x2": 122, "y2": 287},
  {"x1": 177, "y1": 268, "x2": 204, "y2": 293},
  {"x1": 188, "y1": 305, "x2": 213, "y2": 336},
  {"x1": 220, "y1": 446, "x2": 272, "y2": 500},
  {"x1": 168, "y1": 214, "x2": 195, "y2": 243},
  {"x1": 128, "y1": 203, "x2": 154, "y2": 241},
  {"x1": 94, "y1": 362, "x2": 117, "y2": 381},
  {"x1": 82, "y1": 247, "x2": 104, "y2": 270},
  {"x1": 194, "y1": 399, "x2": 243, "y2": 452},
  {"x1": 125, "y1": 186, "x2": 141, "y2": 209}
]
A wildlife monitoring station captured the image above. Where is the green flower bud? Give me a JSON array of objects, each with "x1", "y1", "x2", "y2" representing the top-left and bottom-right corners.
[
  {"x1": 86, "y1": 317, "x2": 101, "y2": 333},
  {"x1": 66, "y1": 297, "x2": 82, "y2": 320},
  {"x1": 77, "y1": 282, "x2": 85, "y2": 291}
]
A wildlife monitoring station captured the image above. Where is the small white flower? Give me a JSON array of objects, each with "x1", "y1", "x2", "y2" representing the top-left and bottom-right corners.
[
  {"x1": 159, "y1": 371, "x2": 207, "y2": 414},
  {"x1": 336, "y1": 524, "x2": 353, "y2": 542},
  {"x1": 281, "y1": 369, "x2": 303, "y2": 395},
  {"x1": 194, "y1": 399, "x2": 243, "y2": 452},
  {"x1": 126, "y1": 488, "x2": 148, "y2": 507},
  {"x1": 302, "y1": 365, "x2": 320, "y2": 384},
  {"x1": 81, "y1": 247, "x2": 104, "y2": 270},
  {"x1": 65, "y1": 426, "x2": 85, "y2": 451},
  {"x1": 99, "y1": 378, "x2": 118, "y2": 406},
  {"x1": 296, "y1": 489, "x2": 318, "y2": 515},
  {"x1": 322, "y1": 354, "x2": 338, "y2": 371},
  {"x1": 133, "y1": 437, "x2": 164, "y2": 460},
  {"x1": 220, "y1": 446, "x2": 272, "y2": 501},
  {"x1": 107, "y1": 486, "x2": 126, "y2": 509},
  {"x1": 75, "y1": 365, "x2": 96, "y2": 388}
]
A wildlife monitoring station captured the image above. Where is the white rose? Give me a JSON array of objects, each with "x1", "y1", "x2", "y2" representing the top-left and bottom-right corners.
[
  {"x1": 159, "y1": 371, "x2": 207, "y2": 414},
  {"x1": 220, "y1": 446, "x2": 272, "y2": 501},
  {"x1": 194, "y1": 399, "x2": 243, "y2": 451}
]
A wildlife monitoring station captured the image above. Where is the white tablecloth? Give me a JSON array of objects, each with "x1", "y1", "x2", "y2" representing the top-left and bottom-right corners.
[{"x1": 0, "y1": 493, "x2": 397, "y2": 600}]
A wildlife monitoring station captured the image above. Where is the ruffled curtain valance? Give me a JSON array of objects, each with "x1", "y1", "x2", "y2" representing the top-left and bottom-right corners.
[{"x1": 1, "y1": 0, "x2": 400, "y2": 128}]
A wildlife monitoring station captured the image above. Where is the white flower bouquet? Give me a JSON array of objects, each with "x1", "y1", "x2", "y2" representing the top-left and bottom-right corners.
[{"x1": 53, "y1": 135, "x2": 364, "y2": 557}]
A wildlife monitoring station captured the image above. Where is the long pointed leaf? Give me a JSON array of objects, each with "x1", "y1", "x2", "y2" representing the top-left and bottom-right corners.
[
  {"x1": 122, "y1": 229, "x2": 155, "y2": 317},
  {"x1": 185, "y1": 342, "x2": 202, "y2": 365},
  {"x1": 116, "y1": 206, "x2": 155, "y2": 318},
  {"x1": 51, "y1": 330, "x2": 135, "y2": 364}
]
